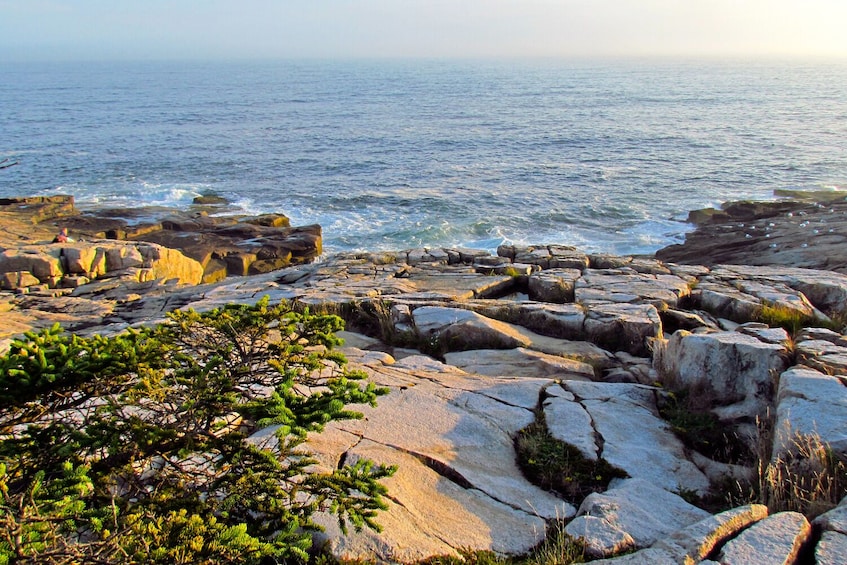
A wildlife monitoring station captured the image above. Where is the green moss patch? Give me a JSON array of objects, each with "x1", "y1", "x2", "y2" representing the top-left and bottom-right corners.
[{"x1": 514, "y1": 418, "x2": 627, "y2": 504}]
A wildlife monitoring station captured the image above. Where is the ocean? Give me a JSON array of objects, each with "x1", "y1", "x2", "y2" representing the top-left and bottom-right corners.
[{"x1": 1, "y1": 58, "x2": 846, "y2": 255}]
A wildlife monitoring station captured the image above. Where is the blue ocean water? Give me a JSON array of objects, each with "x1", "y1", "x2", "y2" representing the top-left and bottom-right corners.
[{"x1": 1, "y1": 59, "x2": 846, "y2": 255}]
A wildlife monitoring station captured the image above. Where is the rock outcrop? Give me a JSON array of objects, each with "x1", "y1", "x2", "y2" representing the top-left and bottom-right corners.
[
  {"x1": 3, "y1": 195, "x2": 847, "y2": 563},
  {"x1": 0, "y1": 195, "x2": 322, "y2": 283},
  {"x1": 656, "y1": 195, "x2": 847, "y2": 273},
  {"x1": 0, "y1": 241, "x2": 204, "y2": 290}
]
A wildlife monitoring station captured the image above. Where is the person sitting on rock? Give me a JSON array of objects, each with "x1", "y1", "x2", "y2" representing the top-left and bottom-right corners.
[{"x1": 53, "y1": 227, "x2": 74, "y2": 243}]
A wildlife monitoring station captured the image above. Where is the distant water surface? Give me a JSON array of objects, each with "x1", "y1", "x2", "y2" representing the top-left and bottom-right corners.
[{"x1": 1, "y1": 58, "x2": 846, "y2": 255}]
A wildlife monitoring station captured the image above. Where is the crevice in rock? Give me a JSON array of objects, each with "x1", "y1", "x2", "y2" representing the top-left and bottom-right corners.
[
  {"x1": 383, "y1": 443, "x2": 475, "y2": 490},
  {"x1": 559, "y1": 384, "x2": 604, "y2": 457},
  {"x1": 330, "y1": 429, "x2": 366, "y2": 471}
]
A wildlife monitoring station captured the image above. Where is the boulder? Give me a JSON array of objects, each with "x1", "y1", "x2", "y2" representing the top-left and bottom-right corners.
[
  {"x1": 654, "y1": 329, "x2": 790, "y2": 420},
  {"x1": 565, "y1": 515, "x2": 635, "y2": 558},
  {"x1": 717, "y1": 511, "x2": 811, "y2": 565},
  {"x1": 527, "y1": 268, "x2": 581, "y2": 303},
  {"x1": 814, "y1": 496, "x2": 847, "y2": 564},
  {"x1": 583, "y1": 302, "x2": 662, "y2": 356},
  {"x1": 794, "y1": 338, "x2": 847, "y2": 375},
  {"x1": 412, "y1": 306, "x2": 530, "y2": 350},
  {"x1": 504, "y1": 302, "x2": 587, "y2": 340},
  {"x1": 0, "y1": 270, "x2": 41, "y2": 290},
  {"x1": 565, "y1": 478, "x2": 710, "y2": 553},
  {"x1": 61, "y1": 246, "x2": 99, "y2": 274},
  {"x1": 137, "y1": 244, "x2": 203, "y2": 285},
  {"x1": 499, "y1": 244, "x2": 590, "y2": 270},
  {"x1": 813, "y1": 496, "x2": 847, "y2": 534},
  {"x1": 0, "y1": 247, "x2": 63, "y2": 282},
  {"x1": 774, "y1": 366, "x2": 847, "y2": 458},
  {"x1": 105, "y1": 245, "x2": 144, "y2": 271},
  {"x1": 816, "y1": 531, "x2": 847, "y2": 565},
  {"x1": 652, "y1": 504, "x2": 769, "y2": 562}
]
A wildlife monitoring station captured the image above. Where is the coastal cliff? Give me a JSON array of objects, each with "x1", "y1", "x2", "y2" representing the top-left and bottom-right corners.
[{"x1": 2, "y1": 195, "x2": 847, "y2": 564}]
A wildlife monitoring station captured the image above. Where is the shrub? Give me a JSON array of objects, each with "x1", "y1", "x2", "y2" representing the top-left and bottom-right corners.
[{"x1": 0, "y1": 297, "x2": 394, "y2": 564}]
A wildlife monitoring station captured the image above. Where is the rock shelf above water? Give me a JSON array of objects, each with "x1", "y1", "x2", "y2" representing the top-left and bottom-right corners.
[{"x1": 2, "y1": 194, "x2": 847, "y2": 563}]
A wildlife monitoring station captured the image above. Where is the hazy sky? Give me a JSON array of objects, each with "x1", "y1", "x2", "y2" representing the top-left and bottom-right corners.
[{"x1": 2, "y1": 0, "x2": 846, "y2": 61}]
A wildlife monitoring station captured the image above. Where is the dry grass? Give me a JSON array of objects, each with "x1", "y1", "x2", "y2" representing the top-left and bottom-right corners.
[
  {"x1": 716, "y1": 416, "x2": 847, "y2": 520},
  {"x1": 759, "y1": 431, "x2": 847, "y2": 518}
]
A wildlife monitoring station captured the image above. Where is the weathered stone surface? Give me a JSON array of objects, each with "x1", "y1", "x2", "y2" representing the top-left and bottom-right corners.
[
  {"x1": 0, "y1": 247, "x2": 64, "y2": 282},
  {"x1": 543, "y1": 385, "x2": 598, "y2": 460},
  {"x1": 303, "y1": 350, "x2": 574, "y2": 561},
  {"x1": 443, "y1": 347, "x2": 595, "y2": 380},
  {"x1": 527, "y1": 268, "x2": 581, "y2": 303},
  {"x1": 774, "y1": 366, "x2": 847, "y2": 458},
  {"x1": 816, "y1": 531, "x2": 847, "y2": 565},
  {"x1": 566, "y1": 478, "x2": 710, "y2": 552},
  {"x1": 656, "y1": 198, "x2": 847, "y2": 273},
  {"x1": 61, "y1": 246, "x2": 99, "y2": 274},
  {"x1": 312, "y1": 441, "x2": 549, "y2": 563},
  {"x1": 712, "y1": 264, "x2": 847, "y2": 314},
  {"x1": 0, "y1": 270, "x2": 41, "y2": 290},
  {"x1": 652, "y1": 504, "x2": 769, "y2": 562},
  {"x1": 589, "y1": 254, "x2": 632, "y2": 270},
  {"x1": 795, "y1": 338, "x2": 847, "y2": 376},
  {"x1": 498, "y1": 244, "x2": 590, "y2": 270},
  {"x1": 565, "y1": 515, "x2": 635, "y2": 558},
  {"x1": 813, "y1": 496, "x2": 847, "y2": 534},
  {"x1": 717, "y1": 511, "x2": 811, "y2": 565},
  {"x1": 412, "y1": 306, "x2": 530, "y2": 350},
  {"x1": 0, "y1": 241, "x2": 203, "y2": 288},
  {"x1": 654, "y1": 329, "x2": 790, "y2": 420},
  {"x1": 583, "y1": 302, "x2": 662, "y2": 356},
  {"x1": 562, "y1": 381, "x2": 711, "y2": 494},
  {"x1": 574, "y1": 268, "x2": 691, "y2": 309},
  {"x1": 590, "y1": 547, "x2": 678, "y2": 564},
  {"x1": 500, "y1": 301, "x2": 587, "y2": 339}
]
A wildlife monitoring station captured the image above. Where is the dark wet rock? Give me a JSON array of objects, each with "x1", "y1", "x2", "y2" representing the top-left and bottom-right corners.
[{"x1": 657, "y1": 197, "x2": 847, "y2": 273}]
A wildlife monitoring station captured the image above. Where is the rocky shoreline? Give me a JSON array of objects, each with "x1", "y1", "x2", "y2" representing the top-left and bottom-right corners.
[{"x1": 2, "y1": 194, "x2": 847, "y2": 563}]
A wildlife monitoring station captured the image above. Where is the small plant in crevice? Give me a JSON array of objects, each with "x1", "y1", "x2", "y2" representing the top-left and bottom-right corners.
[
  {"x1": 514, "y1": 415, "x2": 627, "y2": 504},
  {"x1": 753, "y1": 303, "x2": 814, "y2": 336},
  {"x1": 658, "y1": 388, "x2": 754, "y2": 466},
  {"x1": 521, "y1": 521, "x2": 586, "y2": 565}
]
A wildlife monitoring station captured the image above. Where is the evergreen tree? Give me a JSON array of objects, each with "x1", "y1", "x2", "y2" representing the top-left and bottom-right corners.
[{"x1": 0, "y1": 298, "x2": 394, "y2": 564}]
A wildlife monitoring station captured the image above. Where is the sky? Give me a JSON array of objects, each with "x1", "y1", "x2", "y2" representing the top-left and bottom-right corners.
[{"x1": 1, "y1": 0, "x2": 846, "y2": 62}]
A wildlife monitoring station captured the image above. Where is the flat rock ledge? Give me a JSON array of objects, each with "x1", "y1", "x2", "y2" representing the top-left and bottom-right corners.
[
  {"x1": 0, "y1": 241, "x2": 847, "y2": 563},
  {"x1": 4, "y1": 217, "x2": 847, "y2": 560}
]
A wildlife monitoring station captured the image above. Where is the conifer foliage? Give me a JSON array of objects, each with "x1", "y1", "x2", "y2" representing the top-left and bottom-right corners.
[{"x1": 0, "y1": 297, "x2": 394, "y2": 564}]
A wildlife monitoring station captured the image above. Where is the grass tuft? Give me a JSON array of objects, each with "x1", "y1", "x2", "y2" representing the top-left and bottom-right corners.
[
  {"x1": 759, "y1": 431, "x2": 847, "y2": 519},
  {"x1": 754, "y1": 303, "x2": 813, "y2": 335}
]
